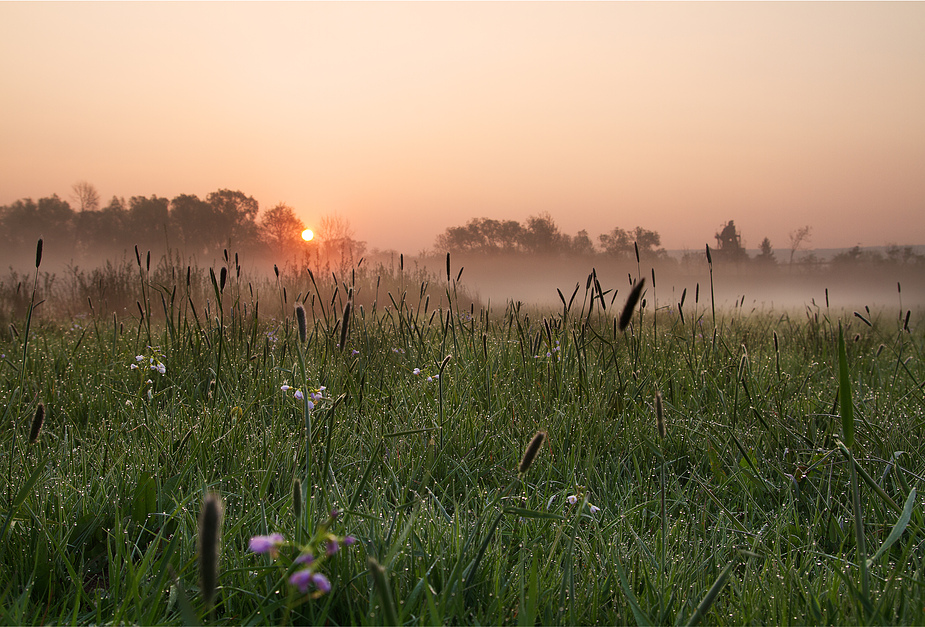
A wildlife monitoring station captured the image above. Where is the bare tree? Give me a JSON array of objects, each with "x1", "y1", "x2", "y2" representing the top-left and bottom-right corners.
[
  {"x1": 317, "y1": 214, "x2": 366, "y2": 271},
  {"x1": 71, "y1": 181, "x2": 100, "y2": 212},
  {"x1": 788, "y1": 225, "x2": 812, "y2": 265}
]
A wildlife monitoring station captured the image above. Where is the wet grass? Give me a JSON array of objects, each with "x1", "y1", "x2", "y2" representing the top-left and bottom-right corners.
[{"x1": 2, "y1": 248, "x2": 925, "y2": 625}]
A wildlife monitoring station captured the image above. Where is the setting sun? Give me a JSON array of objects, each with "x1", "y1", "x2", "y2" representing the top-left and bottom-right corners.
[{"x1": 301, "y1": 229, "x2": 314, "y2": 242}]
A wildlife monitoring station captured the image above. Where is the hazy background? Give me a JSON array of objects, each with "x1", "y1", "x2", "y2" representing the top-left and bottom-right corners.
[{"x1": 2, "y1": 2, "x2": 924, "y2": 257}]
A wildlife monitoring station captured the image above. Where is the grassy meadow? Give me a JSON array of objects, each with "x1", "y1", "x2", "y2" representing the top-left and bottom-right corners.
[{"x1": 2, "y1": 243, "x2": 925, "y2": 625}]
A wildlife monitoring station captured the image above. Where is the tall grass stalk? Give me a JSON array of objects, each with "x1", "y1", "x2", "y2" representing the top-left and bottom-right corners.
[
  {"x1": 7, "y1": 239, "x2": 42, "y2": 507},
  {"x1": 838, "y1": 322, "x2": 869, "y2": 603}
]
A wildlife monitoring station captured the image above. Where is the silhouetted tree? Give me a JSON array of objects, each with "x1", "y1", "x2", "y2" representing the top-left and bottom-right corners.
[
  {"x1": 435, "y1": 217, "x2": 524, "y2": 253},
  {"x1": 70, "y1": 181, "x2": 100, "y2": 213},
  {"x1": 714, "y1": 220, "x2": 747, "y2": 262},
  {"x1": 832, "y1": 245, "x2": 883, "y2": 266},
  {"x1": 569, "y1": 229, "x2": 595, "y2": 256},
  {"x1": 599, "y1": 227, "x2": 633, "y2": 258},
  {"x1": 206, "y1": 189, "x2": 260, "y2": 252},
  {"x1": 75, "y1": 195, "x2": 128, "y2": 257},
  {"x1": 0, "y1": 195, "x2": 76, "y2": 263},
  {"x1": 788, "y1": 225, "x2": 812, "y2": 265},
  {"x1": 755, "y1": 237, "x2": 776, "y2": 264},
  {"x1": 170, "y1": 194, "x2": 218, "y2": 255},
  {"x1": 127, "y1": 195, "x2": 169, "y2": 253},
  {"x1": 260, "y1": 202, "x2": 306, "y2": 259},
  {"x1": 885, "y1": 245, "x2": 924, "y2": 266},
  {"x1": 599, "y1": 226, "x2": 664, "y2": 260},
  {"x1": 520, "y1": 212, "x2": 563, "y2": 254}
]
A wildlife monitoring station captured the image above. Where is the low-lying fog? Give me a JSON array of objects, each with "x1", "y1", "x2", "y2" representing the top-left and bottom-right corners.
[
  {"x1": 3, "y1": 248, "x2": 923, "y2": 320},
  {"x1": 438, "y1": 254, "x2": 925, "y2": 313}
]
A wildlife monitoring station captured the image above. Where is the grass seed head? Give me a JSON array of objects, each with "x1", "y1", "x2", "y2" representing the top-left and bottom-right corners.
[
  {"x1": 29, "y1": 402, "x2": 45, "y2": 444},
  {"x1": 295, "y1": 303, "x2": 307, "y2": 344},
  {"x1": 292, "y1": 478, "x2": 303, "y2": 520},
  {"x1": 619, "y1": 278, "x2": 645, "y2": 331},
  {"x1": 35, "y1": 238, "x2": 43, "y2": 269},
  {"x1": 198, "y1": 492, "x2": 224, "y2": 611},
  {"x1": 519, "y1": 431, "x2": 547, "y2": 475},
  {"x1": 339, "y1": 301, "x2": 351, "y2": 350}
]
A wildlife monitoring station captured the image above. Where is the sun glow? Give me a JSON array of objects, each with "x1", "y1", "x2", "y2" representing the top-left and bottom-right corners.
[{"x1": 301, "y1": 229, "x2": 314, "y2": 242}]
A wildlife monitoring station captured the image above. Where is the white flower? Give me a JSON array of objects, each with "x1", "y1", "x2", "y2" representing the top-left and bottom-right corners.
[
  {"x1": 157, "y1": 363, "x2": 166, "y2": 374},
  {"x1": 130, "y1": 363, "x2": 138, "y2": 370},
  {"x1": 135, "y1": 355, "x2": 144, "y2": 362},
  {"x1": 294, "y1": 390, "x2": 304, "y2": 401},
  {"x1": 413, "y1": 368, "x2": 421, "y2": 375},
  {"x1": 280, "y1": 385, "x2": 291, "y2": 392},
  {"x1": 567, "y1": 495, "x2": 578, "y2": 505},
  {"x1": 588, "y1": 504, "x2": 601, "y2": 514}
]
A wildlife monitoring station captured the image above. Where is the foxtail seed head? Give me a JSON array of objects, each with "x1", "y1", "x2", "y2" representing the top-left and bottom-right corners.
[
  {"x1": 29, "y1": 403, "x2": 45, "y2": 444},
  {"x1": 198, "y1": 492, "x2": 224, "y2": 611},
  {"x1": 295, "y1": 303, "x2": 307, "y2": 344},
  {"x1": 339, "y1": 301, "x2": 352, "y2": 350},
  {"x1": 519, "y1": 431, "x2": 547, "y2": 475},
  {"x1": 292, "y1": 478, "x2": 303, "y2": 521},
  {"x1": 618, "y1": 278, "x2": 645, "y2": 331}
]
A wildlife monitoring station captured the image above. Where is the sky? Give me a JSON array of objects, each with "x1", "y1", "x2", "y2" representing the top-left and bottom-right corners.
[{"x1": 2, "y1": 2, "x2": 924, "y2": 255}]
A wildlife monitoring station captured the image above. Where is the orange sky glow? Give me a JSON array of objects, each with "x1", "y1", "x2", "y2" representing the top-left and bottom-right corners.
[{"x1": 1, "y1": 2, "x2": 924, "y2": 254}]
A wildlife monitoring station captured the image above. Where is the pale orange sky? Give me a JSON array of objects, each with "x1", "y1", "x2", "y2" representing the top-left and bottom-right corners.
[{"x1": 2, "y1": 2, "x2": 924, "y2": 254}]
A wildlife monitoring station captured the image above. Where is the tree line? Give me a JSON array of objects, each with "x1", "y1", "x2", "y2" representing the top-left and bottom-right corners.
[
  {"x1": 436, "y1": 216, "x2": 924, "y2": 268},
  {"x1": 0, "y1": 182, "x2": 365, "y2": 270},
  {"x1": 434, "y1": 213, "x2": 669, "y2": 260}
]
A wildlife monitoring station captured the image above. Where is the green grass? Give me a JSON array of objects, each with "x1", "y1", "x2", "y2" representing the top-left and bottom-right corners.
[{"x1": 2, "y1": 251, "x2": 925, "y2": 625}]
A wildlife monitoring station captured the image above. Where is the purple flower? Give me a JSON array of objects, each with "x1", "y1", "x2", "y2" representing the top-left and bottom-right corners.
[
  {"x1": 294, "y1": 389, "x2": 304, "y2": 401},
  {"x1": 280, "y1": 385, "x2": 291, "y2": 392},
  {"x1": 326, "y1": 541, "x2": 339, "y2": 556},
  {"x1": 249, "y1": 533, "x2": 285, "y2": 557},
  {"x1": 295, "y1": 552, "x2": 314, "y2": 565},
  {"x1": 289, "y1": 569, "x2": 314, "y2": 593},
  {"x1": 311, "y1": 572, "x2": 331, "y2": 593},
  {"x1": 289, "y1": 569, "x2": 332, "y2": 595},
  {"x1": 343, "y1": 535, "x2": 357, "y2": 547}
]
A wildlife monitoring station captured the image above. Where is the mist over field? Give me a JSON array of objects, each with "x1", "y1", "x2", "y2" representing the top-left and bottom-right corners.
[{"x1": 445, "y1": 254, "x2": 925, "y2": 312}]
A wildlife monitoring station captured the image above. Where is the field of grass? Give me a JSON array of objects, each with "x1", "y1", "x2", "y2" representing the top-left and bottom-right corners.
[{"x1": 2, "y1": 244, "x2": 924, "y2": 625}]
